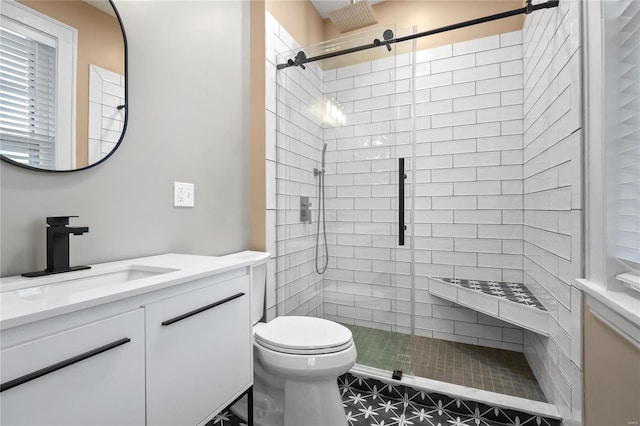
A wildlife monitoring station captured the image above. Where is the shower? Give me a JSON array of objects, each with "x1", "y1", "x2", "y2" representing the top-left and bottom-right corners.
[
  {"x1": 314, "y1": 143, "x2": 328, "y2": 274},
  {"x1": 271, "y1": 0, "x2": 566, "y2": 406}
]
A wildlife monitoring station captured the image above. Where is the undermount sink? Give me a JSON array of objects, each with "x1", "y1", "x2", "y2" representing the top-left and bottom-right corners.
[
  {"x1": 0, "y1": 253, "x2": 255, "y2": 330},
  {"x1": 0, "y1": 265, "x2": 178, "y2": 294}
]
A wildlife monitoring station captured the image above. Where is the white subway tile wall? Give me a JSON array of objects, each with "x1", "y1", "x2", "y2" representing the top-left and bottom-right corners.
[
  {"x1": 323, "y1": 48, "x2": 413, "y2": 335},
  {"x1": 320, "y1": 31, "x2": 527, "y2": 350},
  {"x1": 521, "y1": 0, "x2": 583, "y2": 424},
  {"x1": 266, "y1": 13, "x2": 324, "y2": 321}
]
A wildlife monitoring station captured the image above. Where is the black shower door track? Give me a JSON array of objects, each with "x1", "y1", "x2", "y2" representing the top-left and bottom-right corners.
[{"x1": 276, "y1": 0, "x2": 559, "y2": 70}]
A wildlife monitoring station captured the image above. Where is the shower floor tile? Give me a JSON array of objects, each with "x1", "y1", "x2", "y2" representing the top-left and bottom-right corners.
[{"x1": 343, "y1": 323, "x2": 547, "y2": 402}]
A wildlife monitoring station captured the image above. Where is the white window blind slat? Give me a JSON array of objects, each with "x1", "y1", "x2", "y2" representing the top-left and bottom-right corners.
[
  {"x1": 606, "y1": 0, "x2": 640, "y2": 266},
  {"x1": 0, "y1": 25, "x2": 56, "y2": 168},
  {"x1": 0, "y1": 137, "x2": 54, "y2": 150}
]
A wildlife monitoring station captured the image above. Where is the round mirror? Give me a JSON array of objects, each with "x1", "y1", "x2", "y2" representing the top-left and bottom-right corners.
[{"x1": 0, "y1": 0, "x2": 127, "y2": 172}]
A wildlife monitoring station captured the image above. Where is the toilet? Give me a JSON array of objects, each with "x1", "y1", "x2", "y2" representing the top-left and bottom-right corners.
[{"x1": 224, "y1": 251, "x2": 357, "y2": 426}]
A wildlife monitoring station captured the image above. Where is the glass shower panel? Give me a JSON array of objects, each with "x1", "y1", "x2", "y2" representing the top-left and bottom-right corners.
[
  {"x1": 273, "y1": 47, "x2": 326, "y2": 320},
  {"x1": 273, "y1": 25, "x2": 419, "y2": 379},
  {"x1": 389, "y1": 26, "x2": 416, "y2": 379},
  {"x1": 314, "y1": 26, "x2": 411, "y2": 377}
]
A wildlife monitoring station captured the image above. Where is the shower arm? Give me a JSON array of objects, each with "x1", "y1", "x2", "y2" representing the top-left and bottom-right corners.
[{"x1": 277, "y1": 0, "x2": 558, "y2": 70}]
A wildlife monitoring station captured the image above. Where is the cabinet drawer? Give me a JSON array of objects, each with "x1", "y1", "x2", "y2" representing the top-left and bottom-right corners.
[
  {"x1": 0, "y1": 309, "x2": 145, "y2": 426},
  {"x1": 145, "y1": 275, "x2": 251, "y2": 426}
]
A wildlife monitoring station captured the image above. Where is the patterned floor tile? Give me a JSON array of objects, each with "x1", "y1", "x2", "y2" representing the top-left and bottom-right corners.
[
  {"x1": 208, "y1": 373, "x2": 560, "y2": 426},
  {"x1": 207, "y1": 411, "x2": 246, "y2": 426}
]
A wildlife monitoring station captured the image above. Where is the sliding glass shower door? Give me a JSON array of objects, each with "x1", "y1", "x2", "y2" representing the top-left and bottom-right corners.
[{"x1": 272, "y1": 24, "x2": 417, "y2": 378}]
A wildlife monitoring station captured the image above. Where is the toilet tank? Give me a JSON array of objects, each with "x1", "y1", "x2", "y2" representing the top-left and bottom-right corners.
[{"x1": 220, "y1": 251, "x2": 270, "y2": 326}]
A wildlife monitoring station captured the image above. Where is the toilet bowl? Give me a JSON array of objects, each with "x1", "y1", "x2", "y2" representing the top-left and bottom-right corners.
[{"x1": 223, "y1": 251, "x2": 357, "y2": 426}]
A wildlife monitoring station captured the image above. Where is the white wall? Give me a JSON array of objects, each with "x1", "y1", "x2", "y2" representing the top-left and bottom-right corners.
[
  {"x1": 521, "y1": 0, "x2": 583, "y2": 423},
  {"x1": 0, "y1": 1, "x2": 250, "y2": 277}
]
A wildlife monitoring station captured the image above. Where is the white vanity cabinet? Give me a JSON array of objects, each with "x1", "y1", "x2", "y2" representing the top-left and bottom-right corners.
[
  {"x1": 0, "y1": 309, "x2": 146, "y2": 426},
  {"x1": 145, "y1": 274, "x2": 252, "y2": 426},
  {"x1": 0, "y1": 255, "x2": 255, "y2": 426}
]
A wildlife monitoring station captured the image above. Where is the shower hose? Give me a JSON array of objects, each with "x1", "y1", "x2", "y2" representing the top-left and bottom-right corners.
[{"x1": 315, "y1": 169, "x2": 329, "y2": 274}]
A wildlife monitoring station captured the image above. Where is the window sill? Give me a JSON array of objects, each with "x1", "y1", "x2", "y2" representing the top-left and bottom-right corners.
[
  {"x1": 617, "y1": 272, "x2": 640, "y2": 293},
  {"x1": 575, "y1": 279, "x2": 640, "y2": 350}
]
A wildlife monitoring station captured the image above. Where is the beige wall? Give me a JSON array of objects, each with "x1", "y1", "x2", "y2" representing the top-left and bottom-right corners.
[
  {"x1": 584, "y1": 303, "x2": 640, "y2": 425},
  {"x1": 17, "y1": 0, "x2": 125, "y2": 169},
  {"x1": 324, "y1": 0, "x2": 525, "y2": 53},
  {"x1": 250, "y1": 0, "x2": 267, "y2": 251},
  {"x1": 266, "y1": 0, "x2": 325, "y2": 48}
]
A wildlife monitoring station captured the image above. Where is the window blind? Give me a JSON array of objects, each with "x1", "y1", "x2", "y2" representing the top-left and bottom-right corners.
[
  {"x1": 606, "y1": 0, "x2": 640, "y2": 266},
  {"x1": 0, "y1": 26, "x2": 56, "y2": 168}
]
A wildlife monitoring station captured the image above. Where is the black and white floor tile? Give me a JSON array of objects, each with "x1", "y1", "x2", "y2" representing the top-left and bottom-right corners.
[
  {"x1": 433, "y1": 278, "x2": 546, "y2": 311},
  {"x1": 340, "y1": 373, "x2": 559, "y2": 426},
  {"x1": 208, "y1": 373, "x2": 560, "y2": 426},
  {"x1": 207, "y1": 411, "x2": 245, "y2": 426}
]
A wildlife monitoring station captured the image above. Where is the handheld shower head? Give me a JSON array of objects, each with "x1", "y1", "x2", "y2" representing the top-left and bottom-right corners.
[
  {"x1": 322, "y1": 143, "x2": 327, "y2": 169},
  {"x1": 314, "y1": 143, "x2": 329, "y2": 177}
]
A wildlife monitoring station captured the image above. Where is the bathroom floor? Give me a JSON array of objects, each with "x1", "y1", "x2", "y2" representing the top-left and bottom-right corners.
[
  {"x1": 210, "y1": 372, "x2": 560, "y2": 426},
  {"x1": 342, "y1": 323, "x2": 546, "y2": 402}
]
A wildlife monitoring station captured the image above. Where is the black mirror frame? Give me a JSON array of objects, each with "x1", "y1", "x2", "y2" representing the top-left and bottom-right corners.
[{"x1": 0, "y1": 0, "x2": 128, "y2": 173}]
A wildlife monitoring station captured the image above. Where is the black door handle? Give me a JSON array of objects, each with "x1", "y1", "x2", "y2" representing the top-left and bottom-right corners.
[
  {"x1": 161, "y1": 292, "x2": 245, "y2": 326},
  {"x1": 399, "y1": 158, "x2": 406, "y2": 246},
  {"x1": 0, "y1": 337, "x2": 131, "y2": 393}
]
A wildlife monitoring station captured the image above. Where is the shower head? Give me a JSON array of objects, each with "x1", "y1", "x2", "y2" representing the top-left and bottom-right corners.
[
  {"x1": 322, "y1": 143, "x2": 327, "y2": 168},
  {"x1": 328, "y1": 0, "x2": 378, "y2": 34}
]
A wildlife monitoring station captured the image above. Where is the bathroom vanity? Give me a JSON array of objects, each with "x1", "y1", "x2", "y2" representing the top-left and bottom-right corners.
[{"x1": 0, "y1": 254, "x2": 253, "y2": 426}]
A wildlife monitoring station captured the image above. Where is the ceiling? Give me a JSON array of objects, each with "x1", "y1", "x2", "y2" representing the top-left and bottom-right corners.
[{"x1": 310, "y1": 0, "x2": 387, "y2": 19}]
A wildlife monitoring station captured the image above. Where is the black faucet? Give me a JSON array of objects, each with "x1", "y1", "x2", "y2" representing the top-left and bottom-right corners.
[{"x1": 22, "y1": 216, "x2": 90, "y2": 277}]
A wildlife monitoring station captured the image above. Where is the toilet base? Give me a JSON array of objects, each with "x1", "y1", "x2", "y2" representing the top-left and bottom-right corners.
[
  {"x1": 230, "y1": 380, "x2": 347, "y2": 426},
  {"x1": 282, "y1": 377, "x2": 347, "y2": 426},
  {"x1": 230, "y1": 348, "x2": 350, "y2": 426}
]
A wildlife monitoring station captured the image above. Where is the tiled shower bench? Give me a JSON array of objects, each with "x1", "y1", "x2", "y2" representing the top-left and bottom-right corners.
[{"x1": 427, "y1": 277, "x2": 550, "y2": 336}]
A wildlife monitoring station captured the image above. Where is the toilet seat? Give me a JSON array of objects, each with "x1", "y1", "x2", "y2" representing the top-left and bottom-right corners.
[{"x1": 254, "y1": 316, "x2": 353, "y2": 355}]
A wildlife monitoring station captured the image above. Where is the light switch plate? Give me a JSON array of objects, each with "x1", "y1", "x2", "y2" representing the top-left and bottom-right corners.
[{"x1": 174, "y1": 182, "x2": 194, "y2": 207}]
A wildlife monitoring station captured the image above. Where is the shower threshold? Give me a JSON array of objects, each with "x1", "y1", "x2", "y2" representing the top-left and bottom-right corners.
[
  {"x1": 342, "y1": 323, "x2": 549, "y2": 405},
  {"x1": 348, "y1": 363, "x2": 561, "y2": 422}
]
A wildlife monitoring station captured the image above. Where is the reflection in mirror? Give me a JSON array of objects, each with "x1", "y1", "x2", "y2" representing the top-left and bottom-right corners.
[
  {"x1": 88, "y1": 64, "x2": 124, "y2": 163},
  {"x1": 0, "y1": 0, "x2": 126, "y2": 171}
]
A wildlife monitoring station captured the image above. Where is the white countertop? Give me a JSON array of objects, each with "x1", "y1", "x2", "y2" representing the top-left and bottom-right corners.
[{"x1": 0, "y1": 253, "x2": 256, "y2": 330}]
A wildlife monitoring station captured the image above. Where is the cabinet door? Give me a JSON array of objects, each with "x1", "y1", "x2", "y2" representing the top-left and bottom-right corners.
[
  {"x1": 145, "y1": 275, "x2": 251, "y2": 426},
  {"x1": 0, "y1": 309, "x2": 145, "y2": 426}
]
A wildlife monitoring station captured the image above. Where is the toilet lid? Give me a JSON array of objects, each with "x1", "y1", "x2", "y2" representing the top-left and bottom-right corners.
[{"x1": 254, "y1": 316, "x2": 353, "y2": 355}]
